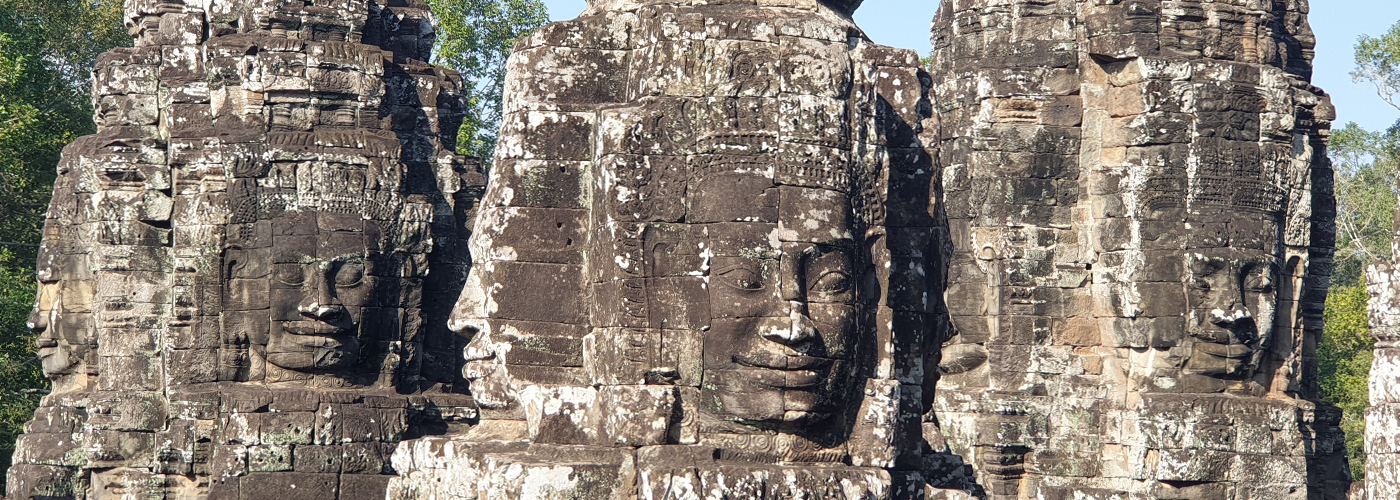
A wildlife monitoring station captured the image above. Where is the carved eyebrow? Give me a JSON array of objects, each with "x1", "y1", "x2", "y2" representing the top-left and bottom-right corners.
[{"x1": 713, "y1": 261, "x2": 762, "y2": 274}]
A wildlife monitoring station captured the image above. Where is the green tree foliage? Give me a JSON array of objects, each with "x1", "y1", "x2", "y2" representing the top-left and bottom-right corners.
[
  {"x1": 1322, "y1": 21, "x2": 1400, "y2": 480},
  {"x1": 0, "y1": 259, "x2": 44, "y2": 481},
  {"x1": 1320, "y1": 280, "x2": 1376, "y2": 480},
  {"x1": 0, "y1": 0, "x2": 127, "y2": 484},
  {"x1": 0, "y1": 0, "x2": 126, "y2": 260},
  {"x1": 0, "y1": 0, "x2": 544, "y2": 486},
  {"x1": 428, "y1": 0, "x2": 549, "y2": 162},
  {"x1": 1330, "y1": 122, "x2": 1400, "y2": 285},
  {"x1": 1356, "y1": 20, "x2": 1400, "y2": 112}
]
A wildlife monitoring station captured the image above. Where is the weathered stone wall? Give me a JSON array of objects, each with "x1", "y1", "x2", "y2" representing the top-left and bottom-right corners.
[
  {"x1": 929, "y1": 0, "x2": 1345, "y2": 497},
  {"x1": 1364, "y1": 199, "x2": 1400, "y2": 496},
  {"x1": 6, "y1": 0, "x2": 482, "y2": 498},
  {"x1": 6, "y1": 0, "x2": 1356, "y2": 498},
  {"x1": 1367, "y1": 258, "x2": 1400, "y2": 499},
  {"x1": 386, "y1": 0, "x2": 971, "y2": 498}
]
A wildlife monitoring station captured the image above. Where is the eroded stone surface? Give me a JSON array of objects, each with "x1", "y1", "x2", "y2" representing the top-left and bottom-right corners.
[
  {"x1": 386, "y1": 0, "x2": 969, "y2": 497},
  {"x1": 1366, "y1": 224, "x2": 1400, "y2": 497},
  {"x1": 928, "y1": 0, "x2": 1345, "y2": 497},
  {"x1": 8, "y1": 0, "x2": 1354, "y2": 498},
  {"x1": 7, "y1": 0, "x2": 481, "y2": 498}
]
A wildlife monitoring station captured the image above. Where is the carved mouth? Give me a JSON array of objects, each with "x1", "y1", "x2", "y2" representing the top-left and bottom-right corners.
[
  {"x1": 733, "y1": 353, "x2": 833, "y2": 371},
  {"x1": 732, "y1": 354, "x2": 832, "y2": 389},
  {"x1": 37, "y1": 347, "x2": 66, "y2": 366},
  {"x1": 777, "y1": 370, "x2": 825, "y2": 389},
  {"x1": 283, "y1": 321, "x2": 349, "y2": 336},
  {"x1": 1193, "y1": 342, "x2": 1256, "y2": 359},
  {"x1": 279, "y1": 323, "x2": 352, "y2": 351}
]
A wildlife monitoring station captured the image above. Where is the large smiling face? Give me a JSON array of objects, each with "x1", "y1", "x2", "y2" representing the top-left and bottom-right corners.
[
  {"x1": 452, "y1": 171, "x2": 871, "y2": 426},
  {"x1": 1182, "y1": 249, "x2": 1279, "y2": 380},
  {"x1": 225, "y1": 208, "x2": 416, "y2": 376},
  {"x1": 265, "y1": 254, "x2": 372, "y2": 371},
  {"x1": 30, "y1": 277, "x2": 73, "y2": 377},
  {"x1": 696, "y1": 184, "x2": 864, "y2": 426},
  {"x1": 701, "y1": 232, "x2": 860, "y2": 424},
  {"x1": 28, "y1": 245, "x2": 94, "y2": 387}
]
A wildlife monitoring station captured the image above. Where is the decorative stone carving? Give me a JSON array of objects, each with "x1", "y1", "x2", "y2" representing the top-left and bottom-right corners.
[
  {"x1": 1366, "y1": 209, "x2": 1400, "y2": 497},
  {"x1": 6, "y1": 0, "x2": 483, "y2": 498},
  {"x1": 386, "y1": 0, "x2": 975, "y2": 498},
  {"x1": 928, "y1": 0, "x2": 1348, "y2": 497},
  {"x1": 7, "y1": 0, "x2": 1360, "y2": 498}
]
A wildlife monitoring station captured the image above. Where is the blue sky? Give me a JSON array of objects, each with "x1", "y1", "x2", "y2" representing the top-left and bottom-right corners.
[{"x1": 539, "y1": 0, "x2": 1400, "y2": 132}]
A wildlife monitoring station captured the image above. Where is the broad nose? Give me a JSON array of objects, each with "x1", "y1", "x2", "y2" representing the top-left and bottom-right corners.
[
  {"x1": 1208, "y1": 303, "x2": 1258, "y2": 344},
  {"x1": 759, "y1": 301, "x2": 818, "y2": 347},
  {"x1": 298, "y1": 301, "x2": 344, "y2": 320},
  {"x1": 765, "y1": 248, "x2": 818, "y2": 347},
  {"x1": 27, "y1": 302, "x2": 48, "y2": 336},
  {"x1": 298, "y1": 263, "x2": 343, "y2": 320},
  {"x1": 1209, "y1": 305, "x2": 1252, "y2": 326},
  {"x1": 448, "y1": 271, "x2": 489, "y2": 336},
  {"x1": 1205, "y1": 286, "x2": 1253, "y2": 327},
  {"x1": 29, "y1": 304, "x2": 57, "y2": 351}
]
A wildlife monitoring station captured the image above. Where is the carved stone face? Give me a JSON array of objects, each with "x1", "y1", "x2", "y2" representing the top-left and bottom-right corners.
[
  {"x1": 455, "y1": 178, "x2": 869, "y2": 426},
  {"x1": 225, "y1": 209, "x2": 408, "y2": 375},
  {"x1": 266, "y1": 255, "x2": 370, "y2": 371},
  {"x1": 29, "y1": 275, "x2": 73, "y2": 375},
  {"x1": 1182, "y1": 250, "x2": 1278, "y2": 379},
  {"x1": 28, "y1": 249, "x2": 92, "y2": 382},
  {"x1": 29, "y1": 278, "x2": 74, "y2": 377},
  {"x1": 698, "y1": 186, "x2": 862, "y2": 425}
]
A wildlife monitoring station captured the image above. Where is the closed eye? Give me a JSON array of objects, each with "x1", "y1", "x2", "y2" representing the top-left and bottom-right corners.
[
  {"x1": 717, "y1": 267, "x2": 763, "y2": 290},
  {"x1": 275, "y1": 264, "x2": 306, "y2": 286},
  {"x1": 810, "y1": 271, "x2": 852, "y2": 294},
  {"x1": 334, "y1": 261, "x2": 365, "y2": 287}
]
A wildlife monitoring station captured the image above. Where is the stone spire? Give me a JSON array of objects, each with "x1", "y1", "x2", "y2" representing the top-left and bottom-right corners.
[
  {"x1": 928, "y1": 0, "x2": 1346, "y2": 497},
  {"x1": 1365, "y1": 184, "x2": 1400, "y2": 497},
  {"x1": 7, "y1": 1, "x2": 482, "y2": 498},
  {"x1": 386, "y1": 0, "x2": 967, "y2": 497}
]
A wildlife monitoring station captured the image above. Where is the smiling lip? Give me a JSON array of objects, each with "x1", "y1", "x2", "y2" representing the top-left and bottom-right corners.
[
  {"x1": 732, "y1": 354, "x2": 832, "y2": 389},
  {"x1": 283, "y1": 322, "x2": 348, "y2": 336},
  {"x1": 733, "y1": 354, "x2": 833, "y2": 371}
]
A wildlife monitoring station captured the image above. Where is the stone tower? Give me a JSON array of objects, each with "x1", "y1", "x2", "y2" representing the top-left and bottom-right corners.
[
  {"x1": 928, "y1": 0, "x2": 1346, "y2": 497},
  {"x1": 1364, "y1": 182, "x2": 1400, "y2": 496},
  {"x1": 386, "y1": 0, "x2": 967, "y2": 497},
  {"x1": 5, "y1": 0, "x2": 1359, "y2": 498},
  {"x1": 7, "y1": 0, "x2": 482, "y2": 498}
]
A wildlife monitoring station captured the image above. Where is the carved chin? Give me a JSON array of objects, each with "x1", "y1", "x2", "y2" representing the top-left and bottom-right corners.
[
  {"x1": 1185, "y1": 342, "x2": 1257, "y2": 377},
  {"x1": 463, "y1": 362, "x2": 514, "y2": 409},
  {"x1": 267, "y1": 338, "x2": 359, "y2": 371}
]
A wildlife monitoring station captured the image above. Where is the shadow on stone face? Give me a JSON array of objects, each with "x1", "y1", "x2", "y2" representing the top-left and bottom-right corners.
[
  {"x1": 389, "y1": 0, "x2": 982, "y2": 498},
  {"x1": 929, "y1": 0, "x2": 1344, "y2": 497},
  {"x1": 5, "y1": 1, "x2": 485, "y2": 499}
]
